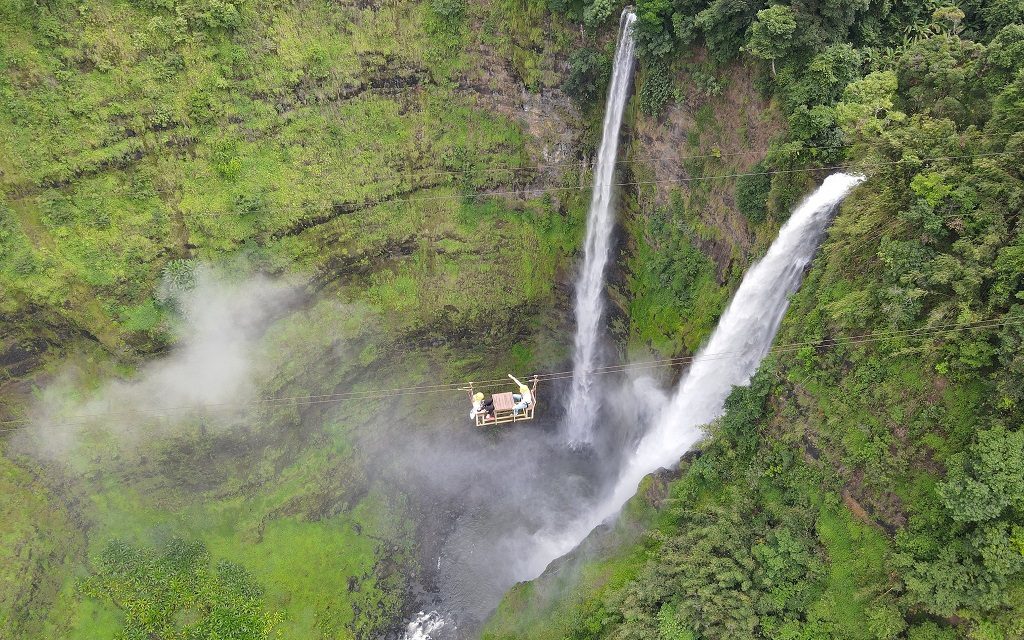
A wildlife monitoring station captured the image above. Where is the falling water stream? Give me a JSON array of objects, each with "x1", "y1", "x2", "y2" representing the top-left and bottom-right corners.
[
  {"x1": 397, "y1": 14, "x2": 864, "y2": 625},
  {"x1": 519, "y1": 173, "x2": 865, "y2": 576},
  {"x1": 564, "y1": 9, "x2": 637, "y2": 446},
  {"x1": 400, "y1": 174, "x2": 862, "y2": 639}
]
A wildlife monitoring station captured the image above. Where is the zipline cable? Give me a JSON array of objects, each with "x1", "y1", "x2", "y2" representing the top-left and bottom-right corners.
[
  {"x1": 3, "y1": 180, "x2": 1018, "y2": 429},
  {"x1": 2, "y1": 315, "x2": 1019, "y2": 433},
  {"x1": 4, "y1": 316, "x2": 1014, "y2": 427},
  {"x1": 531, "y1": 316, "x2": 1023, "y2": 384},
  {"x1": 524, "y1": 316, "x2": 1024, "y2": 383}
]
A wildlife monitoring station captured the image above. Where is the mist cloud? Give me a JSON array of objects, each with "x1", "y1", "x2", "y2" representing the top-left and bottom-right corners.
[{"x1": 19, "y1": 266, "x2": 300, "y2": 459}]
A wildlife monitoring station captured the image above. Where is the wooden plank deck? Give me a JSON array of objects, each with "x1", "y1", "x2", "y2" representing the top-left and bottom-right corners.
[{"x1": 492, "y1": 392, "x2": 515, "y2": 412}]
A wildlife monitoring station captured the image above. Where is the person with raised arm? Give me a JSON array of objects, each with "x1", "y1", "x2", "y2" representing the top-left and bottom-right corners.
[{"x1": 508, "y1": 373, "x2": 533, "y2": 417}]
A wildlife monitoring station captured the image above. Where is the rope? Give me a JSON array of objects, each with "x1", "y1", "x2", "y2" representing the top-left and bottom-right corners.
[{"x1": 2, "y1": 315, "x2": 1019, "y2": 434}]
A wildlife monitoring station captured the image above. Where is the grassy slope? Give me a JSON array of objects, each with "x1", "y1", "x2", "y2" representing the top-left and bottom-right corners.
[
  {"x1": 0, "y1": 0, "x2": 576, "y2": 349},
  {"x1": 0, "y1": 0, "x2": 584, "y2": 637}
]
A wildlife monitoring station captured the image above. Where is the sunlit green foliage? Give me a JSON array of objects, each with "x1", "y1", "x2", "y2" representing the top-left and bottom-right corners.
[
  {"x1": 494, "y1": 1, "x2": 1024, "y2": 637},
  {"x1": 0, "y1": 1, "x2": 581, "y2": 638},
  {"x1": 744, "y1": 5, "x2": 796, "y2": 76},
  {"x1": 79, "y1": 538, "x2": 282, "y2": 640}
]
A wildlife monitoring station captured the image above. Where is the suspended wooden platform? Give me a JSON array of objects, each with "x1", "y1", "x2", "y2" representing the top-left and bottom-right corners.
[{"x1": 464, "y1": 376, "x2": 539, "y2": 427}]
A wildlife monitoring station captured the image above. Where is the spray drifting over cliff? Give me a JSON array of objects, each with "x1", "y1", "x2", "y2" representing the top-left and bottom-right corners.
[
  {"x1": 564, "y1": 8, "x2": 637, "y2": 446},
  {"x1": 521, "y1": 173, "x2": 865, "y2": 578}
]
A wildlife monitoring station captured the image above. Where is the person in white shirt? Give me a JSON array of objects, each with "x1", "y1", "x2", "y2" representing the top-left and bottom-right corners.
[
  {"x1": 469, "y1": 392, "x2": 485, "y2": 420},
  {"x1": 508, "y1": 374, "x2": 533, "y2": 417}
]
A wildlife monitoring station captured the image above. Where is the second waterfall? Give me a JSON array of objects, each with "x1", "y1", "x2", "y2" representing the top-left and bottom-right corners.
[{"x1": 565, "y1": 9, "x2": 637, "y2": 445}]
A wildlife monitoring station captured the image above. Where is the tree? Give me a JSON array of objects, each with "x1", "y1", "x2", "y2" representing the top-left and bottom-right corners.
[
  {"x1": 866, "y1": 598, "x2": 907, "y2": 640},
  {"x1": 695, "y1": 0, "x2": 763, "y2": 62},
  {"x1": 583, "y1": 0, "x2": 614, "y2": 30},
  {"x1": 834, "y1": 71, "x2": 906, "y2": 141},
  {"x1": 635, "y1": 0, "x2": 677, "y2": 58},
  {"x1": 744, "y1": 5, "x2": 797, "y2": 77},
  {"x1": 984, "y1": 24, "x2": 1024, "y2": 94},
  {"x1": 563, "y1": 47, "x2": 611, "y2": 107},
  {"x1": 938, "y1": 427, "x2": 1024, "y2": 523}
]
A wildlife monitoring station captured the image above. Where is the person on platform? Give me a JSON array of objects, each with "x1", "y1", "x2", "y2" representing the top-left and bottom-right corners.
[{"x1": 508, "y1": 374, "x2": 533, "y2": 417}]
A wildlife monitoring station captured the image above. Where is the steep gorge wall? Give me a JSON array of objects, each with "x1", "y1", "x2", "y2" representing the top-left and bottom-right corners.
[
  {"x1": 0, "y1": 0, "x2": 587, "y2": 415},
  {"x1": 0, "y1": 2, "x2": 594, "y2": 637},
  {"x1": 613, "y1": 56, "x2": 786, "y2": 357}
]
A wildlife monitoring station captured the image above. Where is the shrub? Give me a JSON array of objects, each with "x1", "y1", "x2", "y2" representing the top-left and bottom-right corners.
[
  {"x1": 638, "y1": 62, "x2": 675, "y2": 116},
  {"x1": 563, "y1": 47, "x2": 611, "y2": 107},
  {"x1": 582, "y1": 0, "x2": 613, "y2": 30},
  {"x1": 430, "y1": 0, "x2": 466, "y2": 21},
  {"x1": 736, "y1": 161, "x2": 771, "y2": 223},
  {"x1": 79, "y1": 538, "x2": 281, "y2": 639}
]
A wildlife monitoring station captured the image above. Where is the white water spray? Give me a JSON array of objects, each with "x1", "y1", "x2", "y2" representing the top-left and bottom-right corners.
[
  {"x1": 402, "y1": 611, "x2": 448, "y2": 640},
  {"x1": 564, "y1": 9, "x2": 637, "y2": 445},
  {"x1": 522, "y1": 173, "x2": 864, "y2": 578}
]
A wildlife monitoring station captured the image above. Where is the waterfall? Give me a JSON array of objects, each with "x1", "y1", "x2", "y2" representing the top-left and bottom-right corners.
[
  {"x1": 520, "y1": 173, "x2": 864, "y2": 578},
  {"x1": 564, "y1": 9, "x2": 638, "y2": 445}
]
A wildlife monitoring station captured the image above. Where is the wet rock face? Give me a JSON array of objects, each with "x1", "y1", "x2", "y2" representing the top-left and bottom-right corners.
[
  {"x1": 633, "y1": 57, "x2": 786, "y2": 268},
  {"x1": 455, "y1": 45, "x2": 582, "y2": 189},
  {"x1": 0, "y1": 337, "x2": 49, "y2": 381}
]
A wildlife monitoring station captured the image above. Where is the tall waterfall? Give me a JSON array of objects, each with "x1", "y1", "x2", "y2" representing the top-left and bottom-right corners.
[
  {"x1": 520, "y1": 173, "x2": 864, "y2": 578},
  {"x1": 564, "y1": 9, "x2": 637, "y2": 445}
]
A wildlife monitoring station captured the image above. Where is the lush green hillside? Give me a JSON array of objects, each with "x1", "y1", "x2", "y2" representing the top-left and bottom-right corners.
[
  {"x1": 3, "y1": 0, "x2": 1023, "y2": 638},
  {"x1": 0, "y1": 0, "x2": 587, "y2": 637},
  {"x1": 486, "y1": 1, "x2": 1024, "y2": 639},
  {"x1": 0, "y1": 0, "x2": 582, "y2": 363}
]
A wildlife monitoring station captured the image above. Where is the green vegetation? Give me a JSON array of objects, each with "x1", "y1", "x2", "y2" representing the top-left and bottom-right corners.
[
  {"x1": 0, "y1": 0, "x2": 578, "y2": 359},
  {"x1": 735, "y1": 161, "x2": 771, "y2": 223},
  {"x1": 1, "y1": 0, "x2": 582, "y2": 637},
  {"x1": 485, "y1": 372, "x2": 895, "y2": 640},
  {"x1": 78, "y1": 538, "x2": 282, "y2": 640},
  {"x1": 625, "y1": 191, "x2": 729, "y2": 354},
  {"x1": 489, "y1": 0, "x2": 1024, "y2": 638},
  {"x1": 4, "y1": 0, "x2": 1024, "y2": 637}
]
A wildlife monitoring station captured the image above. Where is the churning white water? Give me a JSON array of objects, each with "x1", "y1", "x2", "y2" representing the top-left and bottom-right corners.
[
  {"x1": 520, "y1": 173, "x2": 865, "y2": 578},
  {"x1": 402, "y1": 611, "x2": 447, "y2": 640},
  {"x1": 564, "y1": 9, "x2": 638, "y2": 445}
]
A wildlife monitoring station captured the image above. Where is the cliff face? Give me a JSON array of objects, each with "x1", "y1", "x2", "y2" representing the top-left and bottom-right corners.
[
  {"x1": 614, "y1": 56, "x2": 784, "y2": 358},
  {"x1": 0, "y1": 2, "x2": 592, "y2": 637},
  {"x1": 633, "y1": 56, "x2": 784, "y2": 260},
  {"x1": 0, "y1": 0, "x2": 585, "y2": 411}
]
